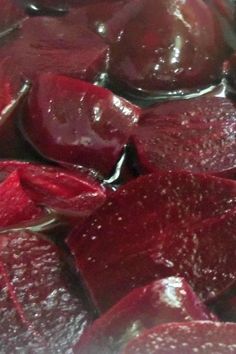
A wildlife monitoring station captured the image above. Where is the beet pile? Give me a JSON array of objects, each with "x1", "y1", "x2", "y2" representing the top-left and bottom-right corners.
[{"x1": 0, "y1": 0, "x2": 236, "y2": 353}]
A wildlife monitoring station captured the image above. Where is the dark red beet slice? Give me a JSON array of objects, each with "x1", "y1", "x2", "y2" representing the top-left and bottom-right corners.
[
  {"x1": 22, "y1": 74, "x2": 140, "y2": 176},
  {"x1": 132, "y1": 96, "x2": 236, "y2": 178},
  {"x1": 0, "y1": 160, "x2": 106, "y2": 220},
  {"x1": 0, "y1": 230, "x2": 90, "y2": 352},
  {"x1": 0, "y1": 0, "x2": 25, "y2": 35},
  {"x1": 22, "y1": 0, "x2": 68, "y2": 15},
  {"x1": 108, "y1": 0, "x2": 227, "y2": 96},
  {"x1": 0, "y1": 15, "x2": 108, "y2": 83},
  {"x1": 0, "y1": 170, "x2": 43, "y2": 228},
  {"x1": 68, "y1": 172, "x2": 236, "y2": 311},
  {"x1": 122, "y1": 321, "x2": 236, "y2": 353},
  {"x1": 75, "y1": 277, "x2": 217, "y2": 354}
]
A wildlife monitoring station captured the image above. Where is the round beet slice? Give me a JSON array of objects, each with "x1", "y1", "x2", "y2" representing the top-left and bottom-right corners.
[
  {"x1": 132, "y1": 96, "x2": 236, "y2": 178},
  {"x1": 22, "y1": 74, "x2": 140, "y2": 177},
  {"x1": 108, "y1": 0, "x2": 228, "y2": 96},
  {"x1": 75, "y1": 277, "x2": 216, "y2": 354},
  {"x1": 122, "y1": 321, "x2": 236, "y2": 353},
  {"x1": 68, "y1": 171, "x2": 236, "y2": 312}
]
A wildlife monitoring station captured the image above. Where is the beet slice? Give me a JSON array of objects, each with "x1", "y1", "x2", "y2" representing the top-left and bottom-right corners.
[
  {"x1": 122, "y1": 321, "x2": 236, "y2": 353},
  {"x1": 68, "y1": 172, "x2": 236, "y2": 311},
  {"x1": 0, "y1": 15, "x2": 108, "y2": 83},
  {"x1": 0, "y1": 0, "x2": 25, "y2": 36},
  {"x1": 0, "y1": 160, "x2": 106, "y2": 220},
  {"x1": 132, "y1": 96, "x2": 236, "y2": 178},
  {"x1": 108, "y1": 0, "x2": 227, "y2": 96},
  {"x1": 22, "y1": 0, "x2": 68, "y2": 15},
  {"x1": 75, "y1": 277, "x2": 217, "y2": 354},
  {"x1": 22, "y1": 74, "x2": 140, "y2": 176},
  {"x1": 0, "y1": 230, "x2": 91, "y2": 352},
  {"x1": 0, "y1": 170, "x2": 43, "y2": 229}
]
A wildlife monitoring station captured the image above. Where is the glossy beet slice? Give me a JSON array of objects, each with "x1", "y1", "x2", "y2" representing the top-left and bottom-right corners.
[
  {"x1": 0, "y1": 230, "x2": 90, "y2": 352},
  {"x1": 132, "y1": 96, "x2": 236, "y2": 178},
  {"x1": 23, "y1": 74, "x2": 140, "y2": 176},
  {"x1": 75, "y1": 277, "x2": 217, "y2": 354},
  {"x1": 122, "y1": 321, "x2": 236, "y2": 353},
  {"x1": 22, "y1": 0, "x2": 68, "y2": 15},
  {"x1": 0, "y1": 15, "x2": 108, "y2": 83},
  {"x1": 0, "y1": 0, "x2": 25, "y2": 36},
  {"x1": 108, "y1": 0, "x2": 227, "y2": 96},
  {"x1": 0, "y1": 160, "x2": 106, "y2": 219},
  {"x1": 68, "y1": 172, "x2": 236, "y2": 311},
  {"x1": 0, "y1": 170, "x2": 43, "y2": 229}
]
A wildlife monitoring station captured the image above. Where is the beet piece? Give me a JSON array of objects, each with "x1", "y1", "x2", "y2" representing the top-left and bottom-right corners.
[
  {"x1": 0, "y1": 160, "x2": 106, "y2": 219},
  {"x1": 0, "y1": 230, "x2": 91, "y2": 352},
  {"x1": 0, "y1": 15, "x2": 108, "y2": 83},
  {"x1": 0, "y1": 170, "x2": 43, "y2": 229},
  {"x1": 68, "y1": 172, "x2": 236, "y2": 312},
  {"x1": 22, "y1": 0, "x2": 68, "y2": 15},
  {"x1": 122, "y1": 321, "x2": 236, "y2": 353},
  {"x1": 132, "y1": 96, "x2": 236, "y2": 178},
  {"x1": 75, "y1": 277, "x2": 217, "y2": 354},
  {"x1": 22, "y1": 74, "x2": 140, "y2": 176},
  {"x1": 0, "y1": 0, "x2": 25, "y2": 36},
  {"x1": 108, "y1": 0, "x2": 227, "y2": 96}
]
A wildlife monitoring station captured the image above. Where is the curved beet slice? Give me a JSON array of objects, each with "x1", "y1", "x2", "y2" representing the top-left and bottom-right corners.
[
  {"x1": 122, "y1": 321, "x2": 236, "y2": 353},
  {"x1": 0, "y1": 0, "x2": 25, "y2": 36},
  {"x1": 68, "y1": 172, "x2": 236, "y2": 311},
  {"x1": 132, "y1": 96, "x2": 236, "y2": 178},
  {"x1": 108, "y1": 0, "x2": 227, "y2": 96},
  {"x1": 75, "y1": 277, "x2": 216, "y2": 354},
  {"x1": 0, "y1": 170, "x2": 43, "y2": 229},
  {"x1": 0, "y1": 15, "x2": 108, "y2": 83},
  {"x1": 22, "y1": 0, "x2": 68, "y2": 15},
  {"x1": 22, "y1": 74, "x2": 140, "y2": 176},
  {"x1": 0, "y1": 160, "x2": 106, "y2": 219},
  {"x1": 0, "y1": 230, "x2": 91, "y2": 352}
]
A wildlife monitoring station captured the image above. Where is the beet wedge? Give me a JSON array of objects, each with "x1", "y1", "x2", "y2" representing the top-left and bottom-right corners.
[
  {"x1": 68, "y1": 172, "x2": 236, "y2": 312},
  {"x1": 122, "y1": 321, "x2": 236, "y2": 354},
  {"x1": 0, "y1": 160, "x2": 106, "y2": 221},
  {"x1": 0, "y1": 15, "x2": 108, "y2": 83},
  {"x1": 22, "y1": 74, "x2": 140, "y2": 176},
  {"x1": 132, "y1": 96, "x2": 236, "y2": 178},
  {"x1": 0, "y1": 230, "x2": 91, "y2": 352},
  {"x1": 75, "y1": 277, "x2": 217, "y2": 354}
]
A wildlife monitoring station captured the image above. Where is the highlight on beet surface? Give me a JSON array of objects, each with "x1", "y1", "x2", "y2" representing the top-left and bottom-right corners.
[{"x1": 0, "y1": 0, "x2": 235, "y2": 353}]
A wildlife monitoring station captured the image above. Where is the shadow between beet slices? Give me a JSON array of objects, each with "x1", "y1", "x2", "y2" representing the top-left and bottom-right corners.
[{"x1": 67, "y1": 171, "x2": 236, "y2": 312}]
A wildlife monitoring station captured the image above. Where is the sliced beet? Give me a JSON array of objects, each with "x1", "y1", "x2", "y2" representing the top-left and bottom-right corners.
[
  {"x1": 132, "y1": 96, "x2": 236, "y2": 178},
  {"x1": 22, "y1": 0, "x2": 68, "y2": 15},
  {"x1": 0, "y1": 170, "x2": 43, "y2": 228},
  {"x1": 108, "y1": 0, "x2": 228, "y2": 96},
  {"x1": 0, "y1": 0, "x2": 25, "y2": 36},
  {"x1": 122, "y1": 321, "x2": 236, "y2": 353},
  {"x1": 0, "y1": 160, "x2": 106, "y2": 220},
  {"x1": 75, "y1": 277, "x2": 217, "y2": 354},
  {"x1": 0, "y1": 15, "x2": 108, "y2": 83},
  {"x1": 0, "y1": 230, "x2": 91, "y2": 352},
  {"x1": 68, "y1": 172, "x2": 236, "y2": 312},
  {"x1": 22, "y1": 74, "x2": 140, "y2": 176}
]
